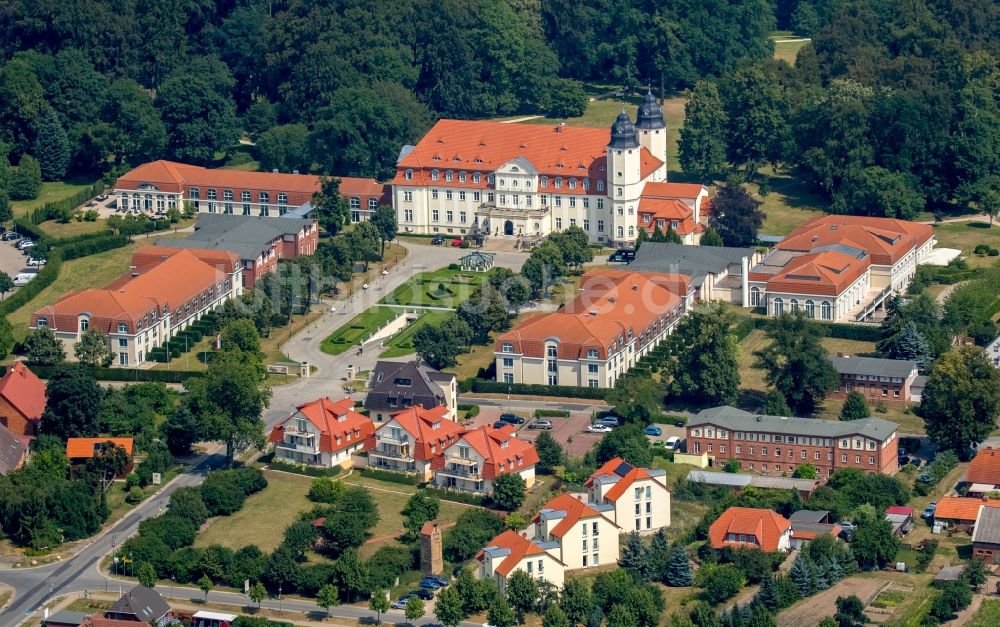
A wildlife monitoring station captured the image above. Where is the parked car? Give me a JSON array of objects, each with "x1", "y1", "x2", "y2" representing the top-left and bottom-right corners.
[
  {"x1": 499, "y1": 413, "x2": 525, "y2": 424},
  {"x1": 898, "y1": 455, "x2": 910, "y2": 467},
  {"x1": 392, "y1": 594, "x2": 415, "y2": 609},
  {"x1": 425, "y1": 575, "x2": 448, "y2": 587},
  {"x1": 493, "y1": 420, "x2": 508, "y2": 429},
  {"x1": 596, "y1": 416, "x2": 620, "y2": 428},
  {"x1": 362, "y1": 283, "x2": 370, "y2": 289},
  {"x1": 674, "y1": 420, "x2": 686, "y2": 428},
  {"x1": 26, "y1": 257, "x2": 45, "y2": 266},
  {"x1": 909, "y1": 458, "x2": 923, "y2": 468},
  {"x1": 13, "y1": 272, "x2": 36, "y2": 286},
  {"x1": 837, "y1": 521, "x2": 857, "y2": 540},
  {"x1": 665, "y1": 436, "x2": 681, "y2": 450},
  {"x1": 431, "y1": 234, "x2": 444, "y2": 245},
  {"x1": 529, "y1": 420, "x2": 553, "y2": 430},
  {"x1": 2, "y1": 231, "x2": 21, "y2": 241},
  {"x1": 922, "y1": 502, "x2": 937, "y2": 520},
  {"x1": 644, "y1": 425, "x2": 662, "y2": 436},
  {"x1": 16, "y1": 238, "x2": 34, "y2": 249},
  {"x1": 413, "y1": 588, "x2": 435, "y2": 600},
  {"x1": 587, "y1": 424, "x2": 613, "y2": 434},
  {"x1": 419, "y1": 577, "x2": 444, "y2": 589},
  {"x1": 451, "y1": 238, "x2": 463, "y2": 247}
]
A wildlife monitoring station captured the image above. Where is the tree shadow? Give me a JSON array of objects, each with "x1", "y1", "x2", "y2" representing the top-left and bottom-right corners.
[{"x1": 735, "y1": 389, "x2": 767, "y2": 412}]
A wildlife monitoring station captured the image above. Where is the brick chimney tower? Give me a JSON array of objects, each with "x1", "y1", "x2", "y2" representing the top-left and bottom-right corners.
[{"x1": 420, "y1": 522, "x2": 443, "y2": 575}]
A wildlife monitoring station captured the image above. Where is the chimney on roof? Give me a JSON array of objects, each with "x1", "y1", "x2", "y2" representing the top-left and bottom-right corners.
[
  {"x1": 756, "y1": 415, "x2": 763, "y2": 422},
  {"x1": 272, "y1": 169, "x2": 279, "y2": 173},
  {"x1": 812, "y1": 236, "x2": 819, "y2": 242},
  {"x1": 293, "y1": 169, "x2": 299, "y2": 175},
  {"x1": 632, "y1": 283, "x2": 638, "y2": 291},
  {"x1": 608, "y1": 296, "x2": 616, "y2": 303}
]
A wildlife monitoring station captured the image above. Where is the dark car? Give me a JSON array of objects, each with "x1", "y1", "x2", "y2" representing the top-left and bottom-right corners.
[
  {"x1": 419, "y1": 577, "x2": 444, "y2": 589},
  {"x1": 499, "y1": 413, "x2": 525, "y2": 425},
  {"x1": 431, "y1": 234, "x2": 444, "y2": 245},
  {"x1": 493, "y1": 420, "x2": 508, "y2": 429},
  {"x1": 414, "y1": 588, "x2": 435, "y2": 600},
  {"x1": 2, "y1": 231, "x2": 22, "y2": 241},
  {"x1": 426, "y1": 575, "x2": 449, "y2": 587}
]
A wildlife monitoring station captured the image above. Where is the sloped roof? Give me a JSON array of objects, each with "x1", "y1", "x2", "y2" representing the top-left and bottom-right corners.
[
  {"x1": 534, "y1": 493, "x2": 610, "y2": 538},
  {"x1": 117, "y1": 160, "x2": 323, "y2": 195},
  {"x1": 82, "y1": 616, "x2": 143, "y2": 627},
  {"x1": 972, "y1": 506, "x2": 1000, "y2": 545},
  {"x1": 585, "y1": 457, "x2": 659, "y2": 502},
  {"x1": 0, "y1": 423, "x2": 27, "y2": 474},
  {"x1": 691, "y1": 406, "x2": 898, "y2": 442},
  {"x1": 968, "y1": 448, "x2": 1000, "y2": 486},
  {"x1": 777, "y1": 215, "x2": 934, "y2": 266},
  {"x1": 269, "y1": 397, "x2": 375, "y2": 454},
  {"x1": 449, "y1": 425, "x2": 539, "y2": 480},
  {"x1": 934, "y1": 496, "x2": 1000, "y2": 522},
  {"x1": 107, "y1": 584, "x2": 171, "y2": 621},
  {"x1": 476, "y1": 530, "x2": 548, "y2": 576},
  {"x1": 709, "y1": 507, "x2": 791, "y2": 551},
  {"x1": 66, "y1": 438, "x2": 134, "y2": 459},
  {"x1": 627, "y1": 242, "x2": 756, "y2": 286},
  {"x1": 364, "y1": 405, "x2": 464, "y2": 461},
  {"x1": 365, "y1": 360, "x2": 454, "y2": 414},
  {"x1": 828, "y1": 355, "x2": 917, "y2": 378},
  {"x1": 0, "y1": 362, "x2": 46, "y2": 421},
  {"x1": 762, "y1": 249, "x2": 870, "y2": 296},
  {"x1": 640, "y1": 182, "x2": 707, "y2": 199}
]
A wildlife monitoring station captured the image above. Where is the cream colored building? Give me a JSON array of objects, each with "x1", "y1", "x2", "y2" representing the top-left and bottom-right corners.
[
  {"x1": 477, "y1": 530, "x2": 566, "y2": 593},
  {"x1": 586, "y1": 458, "x2": 671, "y2": 534},
  {"x1": 268, "y1": 397, "x2": 375, "y2": 468},
  {"x1": 362, "y1": 405, "x2": 464, "y2": 481},
  {"x1": 433, "y1": 425, "x2": 538, "y2": 495},
  {"x1": 530, "y1": 494, "x2": 620, "y2": 570}
]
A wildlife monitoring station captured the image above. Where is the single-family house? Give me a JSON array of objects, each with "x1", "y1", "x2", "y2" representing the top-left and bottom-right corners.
[
  {"x1": 932, "y1": 496, "x2": 1000, "y2": 532},
  {"x1": 530, "y1": 493, "x2": 620, "y2": 569},
  {"x1": 363, "y1": 405, "x2": 464, "y2": 481},
  {"x1": 709, "y1": 507, "x2": 792, "y2": 552},
  {"x1": 477, "y1": 530, "x2": 565, "y2": 592},
  {"x1": 433, "y1": 424, "x2": 538, "y2": 495},
  {"x1": 269, "y1": 397, "x2": 374, "y2": 468},
  {"x1": 365, "y1": 360, "x2": 458, "y2": 421},
  {"x1": 66, "y1": 438, "x2": 135, "y2": 477},
  {"x1": 585, "y1": 457, "x2": 671, "y2": 533},
  {"x1": 0, "y1": 361, "x2": 46, "y2": 437},
  {"x1": 972, "y1": 505, "x2": 1000, "y2": 564},
  {"x1": 966, "y1": 448, "x2": 1000, "y2": 496},
  {"x1": 105, "y1": 585, "x2": 173, "y2": 625}
]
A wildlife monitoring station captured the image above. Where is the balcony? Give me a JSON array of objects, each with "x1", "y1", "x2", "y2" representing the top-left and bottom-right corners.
[
  {"x1": 276, "y1": 440, "x2": 318, "y2": 454},
  {"x1": 438, "y1": 458, "x2": 482, "y2": 478},
  {"x1": 378, "y1": 433, "x2": 409, "y2": 446},
  {"x1": 370, "y1": 444, "x2": 413, "y2": 461}
]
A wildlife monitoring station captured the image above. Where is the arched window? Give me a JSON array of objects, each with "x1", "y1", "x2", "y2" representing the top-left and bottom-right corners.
[
  {"x1": 628, "y1": 226, "x2": 635, "y2": 237},
  {"x1": 821, "y1": 301, "x2": 832, "y2": 320},
  {"x1": 431, "y1": 169, "x2": 439, "y2": 181},
  {"x1": 540, "y1": 176, "x2": 548, "y2": 187},
  {"x1": 583, "y1": 179, "x2": 590, "y2": 191},
  {"x1": 405, "y1": 169, "x2": 413, "y2": 180},
  {"x1": 473, "y1": 172, "x2": 481, "y2": 184},
  {"x1": 459, "y1": 171, "x2": 467, "y2": 182},
  {"x1": 750, "y1": 287, "x2": 761, "y2": 307},
  {"x1": 805, "y1": 300, "x2": 815, "y2": 317},
  {"x1": 445, "y1": 170, "x2": 453, "y2": 181},
  {"x1": 350, "y1": 197, "x2": 360, "y2": 209},
  {"x1": 555, "y1": 177, "x2": 563, "y2": 188},
  {"x1": 569, "y1": 179, "x2": 577, "y2": 189},
  {"x1": 616, "y1": 187, "x2": 623, "y2": 197},
  {"x1": 597, "y1": 180, "x2": 605, "y2": 192},
  {"x1": 773, "y1": 297, "x2": 784, "y2": 316},
  {"x1": 617, "y1": 225, "x2": 624, "y2": 237},
  {"x1": 790, "y1": 298, "x2": 799, "y2": 312}
]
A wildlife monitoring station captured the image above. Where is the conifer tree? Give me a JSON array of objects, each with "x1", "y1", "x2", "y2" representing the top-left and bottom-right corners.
[
  {"x1": 649, "y1": 528, "x2": 671, "y2": 582},
  {"x1": 789, "y1": 553, "x2": 815, "y2": 597},
  {"x1": 755, "y1": 573, "x2": 778, "y2": 611},
  {"x1": 839, "y1": 391, "x2": 870, "y2": 421},
  {"x1": 619, "y1": 531, "x2": 652, "y2": 582},
  {"x1": 892, "y1": 321, "x2": 932, "y2": 370},
  {"x1": 665, "y1": 546, "x2": 694, "y2": 587},
  {"x1": 34, "y1": 108, "x2": 70, "y2": 181}
]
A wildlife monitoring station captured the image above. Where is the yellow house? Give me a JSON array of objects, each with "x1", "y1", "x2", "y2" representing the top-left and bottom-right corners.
[
  {"x1": 586, "y1": 457, "x2": 671, "y2": 534},
  {"x1": 477, "y1": 530, "x2": 565, "y2": 593},
  {"x1": 530, "y1": 493, "x2": 620, "y2": 570}
]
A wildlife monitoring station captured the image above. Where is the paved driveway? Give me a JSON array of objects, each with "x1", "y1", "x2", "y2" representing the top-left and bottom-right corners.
[{"x1": 463, "y1": 406, "x2": 599, "y2": 457}]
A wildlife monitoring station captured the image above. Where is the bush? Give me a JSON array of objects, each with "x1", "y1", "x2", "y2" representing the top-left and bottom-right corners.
[
  {"x1": 651, "y1": 414, "x2": 687, "y2": 426},
  {"x1": 126, "y1": 486, "x2": 145, "y2": 504},
  {"x1": 28, "y1": 181, "x2": 104, "y2": 225},
  {"x1": 266, "y1": 459, "x2": 341, "y2": 477},
  {"x1": 470, "y1": 378, "x2": 610, "y2": 400},
  {"x1": 534, "y1": 408, "x2": 570, "y2": 418},
  {"x1": 359, "y1": 467, "x2": 421, "y2": 485},
  {"x1": 974, "y1": 244, "x2": 990, "y2": 254},
  {"x1": 423, "y1": 486, "x2": 488, "y2": 507},
  {"x1": 59, "y1": 233, "x2": 128, "y2": 260}
]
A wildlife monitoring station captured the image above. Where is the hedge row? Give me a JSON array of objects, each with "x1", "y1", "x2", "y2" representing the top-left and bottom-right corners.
[
  {"x1": 734, "y1": 315, "x2": 881, "y2": 342},
  {"x1": 267, "y1": 459, "x2": 342, "y2": 478},
  {"x1": 0, "y1": 251, "x2": 62, "y2": 316},
  {"x1": 26, "y1": 363, "x2": 203, "y2": 382},
  {"x1": 59, "y1": 233, "x2": 129, "y2": 260},
  {"x1": 651, "y1": 414, "x2": 688, "y2": 426},
  {"x1": 359, "y1": 467, "x2": 422, "y2": 485},
  {"x1": 11, "y1": 219, "x2": 44, "y2": 240},
  {"x1": 469, "y1": 378, "x2": 611, "y2": 400},
  {"x1": 534, "y1": 409, "x2": 571, "y2": 418},
  {"x1": 422, "y1": 486, "x2": 489, "y2": 507},
  {"x1": 28, "y1": 181, "x2": 104, "y2": 225}
]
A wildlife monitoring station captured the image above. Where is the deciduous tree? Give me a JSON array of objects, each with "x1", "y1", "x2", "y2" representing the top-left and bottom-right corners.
[
  {"x1": 753, "y1": 311, "x2": 839, "y2": 415},
  {"x1": 405, "y1": 596, "x2": 425, "y2": 623},
  {"x1": 25, "y1": 325, "x2": 65, "y2": 366},
  {"x1": 666, "y1": 302, "x2": 740, "y2": 405},
  {"x1": 371, "y1": 205, "x2": 398, "y2": 260},
  {"x1": 492, "y1": 473, "x2": 527, "y2": 511},
  {"x1": 317, "y1": 584, "x2": 340, "y2": 617},
  {"x1": 435, "y1": 586, "x2": 465, "y2": 627},
  {"x1": 74, "y1": 328, "x2": 112, "y2": 367},
  {"x1": 488, "y1": 596, "x2": 517, "y2": 627},
  {"x1": 839, "y1": 392, "x2": 870, "y2": 421},
  {"x1": 595, "y1": 423, "x2": 652, "y2": 466},
  {"x1": 709, "y1": 181, "x2": 766, "y2": 247},
  {"x1": 369, "y1": 590, "x2": 390, "y2": 624},
  {"x1": 679, "y1": 81, "x2": 728, "y2": 180},
  {"x1": 922, "y1": 347, "x2": 1000, "y2": 459},
  {"x1": 506, "y1": 569, "x2": 539, "y2": 620},
  {"x1": 533, "y1": 431, "x2": 563, "y2": 474},
  {"x1": 40, "y1": 363, "x2": 102, "y2": 439},
  {"x1": 413, "y1": 315, "x2": 472, "y2": 369}
]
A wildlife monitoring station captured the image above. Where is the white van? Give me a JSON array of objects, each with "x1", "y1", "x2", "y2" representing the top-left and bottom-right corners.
[
  {"x1": 665, "y1": 436, "x2": 681, "y2": 450},
  {"x1": 13, "y1": 271, "x2": 37, "y2": 286}
]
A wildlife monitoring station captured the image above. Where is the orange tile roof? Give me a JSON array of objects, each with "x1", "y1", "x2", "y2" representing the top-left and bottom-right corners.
[
  {"x1": 585, "y1": 457, "x2": 656, "y2": 502},
  {"x1": 497, "y1": 270, "x2": 681, "y2": 360},
  {"x1": 270, "y1": 397, "x2": 374, "y2": 454},
  {"x1": 790, "y1": 524, "x2": 842, "y2": 541},
  {"x1": 364, "y1": 405, "x2": 464, "y2": 462},
  {"x1": 83, "y1": 616, "x2": 147, "y2": 627},
  {"x1": 449, "y1": 425, "x2": 539, "y2": 480},
  {"x1": 638, "y1": 197, "x2": 698, "y2": 236},
  {"x1": 476, "y1": 530, "x2": 548, "y2": 576},
  {"x1": 641, "y1": 182, "x2": 706, "y2": 199},
  {"x1": 777, "y1": 216, "x2": 933, "y2": 266},
  {"x1": 934, "y1": 496, "x2": 1000, "y2": 522},
  {"x1": 393, "y1": 119, "x2": 662, "y2": 188},
  {"x1": 66, "y1": 438, "x2": 134, "y2": 459},
  {"x1": 760, "y1": 250, "x2": 870, "y2": 296},
  {"x1": 968, "y1": 448, "x2": 1000, "y2": 486},
  {"x1": 130, "y1": 245, "x2": 241, "y2": 275},
  {"x1": 709, "y1": 507, "x2": 791, "y2": 552},
  {"x1": 534, "y1": 493, "x2": 610, "y2": 538},
  {"x1": 0, "y1": 362, "x2": 46, "y2": 422}
]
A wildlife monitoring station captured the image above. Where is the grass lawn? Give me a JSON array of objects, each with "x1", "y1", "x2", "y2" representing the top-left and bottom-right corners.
[
  {"x1": 320, "y1": 306, "x2": 399, "y2": 355},
  {"x1": 651, "y1": 458, "x2": 711, "y2": 544},
  {"x1": 773, "y1": 38, "x2": 808, "y2": 64},
  {"x1": 753, "y1": 171, "x2": 828, "y2": 236},
  {"x1": 968, "y1": 599, "x2": 1000, "y2": 626},
  {"x1": 931, "y1": 222, "x2": 1000, "y2": 268},
  {"x1": 379, "y1": 310, "x2": 452, "y2": 358},
  {"x1": 11, "y1": 178, "x2": 98, "y2": 217},
  {"x1": 195, "y1": 470, "x2": 313, "y2": 552},
  {"x1": 380, "y1": 268, "x2": 491, "y2": 309},
  {"x1": 34, "y1": 219, "x2": 107, "y2": 239},
  {"x1": 736, "y1": 329, "x2": 770, "y2": 393},
  {"x1": 221, "y1": 159, "x2": 262, "y2": 172},
  {"x1": 446, "y1": 341, "x2": 498, "y2": 381}
]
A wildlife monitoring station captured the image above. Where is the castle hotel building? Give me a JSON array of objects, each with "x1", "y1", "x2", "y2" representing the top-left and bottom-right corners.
[{"x1": 393, "y1": 92, "x2": 705, "y2": 248}]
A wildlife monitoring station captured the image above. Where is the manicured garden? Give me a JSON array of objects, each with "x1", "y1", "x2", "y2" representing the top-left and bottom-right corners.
[
  {"x1": 380, "y1": 268, "x2": 493, "y2": 309},
  {"x1": 379, "y1": 310, "x2": 453, "y2": 358},
  {"x1": 320, "y1": 306, "x2": 399, "y2": 355}
]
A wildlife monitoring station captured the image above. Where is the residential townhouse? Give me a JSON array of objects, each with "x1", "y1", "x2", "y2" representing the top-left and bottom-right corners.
[
  {"x1": 363, "y1": 405, "x2": 464, "y2": 481},
  {"x1": 30, "y1": 247, "x2": 241, "y2": 367},
  {"x1": 495, "y1": 270, "x2": 685, "y2": 388},
  {"x1": 687, "y1": 406, "x2": 899, "y2": 477},
  {"x1": 585, "y1": 457, "x2": 671, "y2": 533},
  {"x1": 709, "y1": 507, "x2": 792, "y2": 552},
  {"x1": 749, "y1": 216, "x2": 935, "y2": 323},
  {"x1": 0, "y1": 361, "x2": 46, "y2": 437},
  {"x1": 828, "y1": 354, "x2": 919, "y2": 405},
  {"x1": 433, "y1": 424, "x2": 538, "y2": 495},
  {"x1": 269, "y1": 397, "x2": 375, "y2": 468},
  {"x1": 115, "y1": 160, "x2": 387, "y2": 222},
  {"x1": 477, "y1": 530, "x2": 566, "y2": 593},
  {"x1": 530, "y1": 493, "x2": 621, "y2": 570},
  {"x1": 365, "y1": 360, "x2": 458, "y2": 421}
]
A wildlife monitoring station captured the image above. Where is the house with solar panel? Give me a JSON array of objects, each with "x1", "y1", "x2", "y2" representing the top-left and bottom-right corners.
[
  {"x1": 585, "y1": 457, "x2": 671, "y2": 534},
  {"x1": 476, "y1": 530, "x2": 566, "y2": 592}
]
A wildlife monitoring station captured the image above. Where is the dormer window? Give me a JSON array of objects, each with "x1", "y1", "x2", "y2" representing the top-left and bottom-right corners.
[
  {"x1": 487, "y1": 173, "x2": 495, "y2": 185},
  {"x1": 587, "y1": 348, "x2": 599, "y2": 359},
  {"x1": 459, "y1": 171, "x2": 467, "y2": 182},
  {"x1": 597, "y1": 180, "x2": 605, "y2": 192},
  {"x1": 555, "y1": 177, "x2": 562, "y2": 188},
  {"x1": 394, "y1": 378, "x2": 412, "y2": 386},
  {"x1": 405, "y1": 169, "x2": 413, "y2": 180},
  {"x1": 431, "y1": 169, "x2": 439, "y2": 181},
  {"x1": 117, "y1": 323, "x2": 128, "y2": 333},
  {"x1": 432, "y1": 421, "x2": 441, "y2": 430},
  {"x1": 569, "y1": 179, "x2": 577, "y2": 189},
  {"x1": 473, "y1": 172, "x2": 481, "y2": 183},
  {"x1": 540, "y1": 176, "x2": 548, "y2": 187},
  {"x1": 502, "y1": 343, "x2": 514, "y2": 353},
  {"x1": 445, "y1": 170, "x2": 453, "y2": 182}
]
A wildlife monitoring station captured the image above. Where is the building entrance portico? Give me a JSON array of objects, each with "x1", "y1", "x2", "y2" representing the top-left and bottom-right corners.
[{"x1": 504, "y1": 220, "x2": 514, "y2": 236}]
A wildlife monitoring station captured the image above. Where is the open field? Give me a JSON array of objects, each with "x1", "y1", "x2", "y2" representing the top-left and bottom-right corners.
[
  {"x1": 195, "y1": 470, "x2": 313, "y2": 552},
  {"x1": 379, "y1": 310, "x2": 451, "y2": 358},
  {"x1": 968, "y1": 599, "x2": 1000, "y2": 626},
  {"x1": 321, "y1": 306, "x2": 399, "y2": 355},
  {"x1": 931, "y1": 222, "x2": 1000, "y2": 268},
  {"x1": 773, "y1": 38, "x2": 809, "y2": 64},
  {"x1": 380, "y1": 267, "x2": 491, "y2": 309}
]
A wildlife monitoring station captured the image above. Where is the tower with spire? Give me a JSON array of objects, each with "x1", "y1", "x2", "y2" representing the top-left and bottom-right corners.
[
  {"x1": 607, "y1": 109, "x2": 643, "y2": 246},
  {"x1": 636, "y1": 89, "x2": 667, "y2": 181}
]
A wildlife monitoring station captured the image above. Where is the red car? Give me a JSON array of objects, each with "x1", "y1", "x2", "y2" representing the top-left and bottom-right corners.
[{"x1": 451, "y1": 238, "x2": 463, "y2": 247}]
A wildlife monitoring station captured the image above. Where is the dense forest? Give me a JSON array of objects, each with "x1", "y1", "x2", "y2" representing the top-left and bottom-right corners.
[{"x1": 0, "y1": 0, "x2": 997, "y2": 216}]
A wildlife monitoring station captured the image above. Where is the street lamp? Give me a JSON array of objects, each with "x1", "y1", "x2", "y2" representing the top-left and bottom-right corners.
[{"x1": 278, "y1": 584, "x2": 283, "y2": 612}]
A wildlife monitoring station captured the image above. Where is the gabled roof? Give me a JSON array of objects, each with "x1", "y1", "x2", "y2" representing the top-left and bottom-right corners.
[
  {"x1": 365, "y1": 360, "x2": 454, "y2": 414},
  {"x1": 66, "y1": 438, "x2": 134, "y2": 459},
  {"x1": 269, "y1": 397, "x2": 375, "y2": 454},
  {"x1": 0, "y1": 362, "x2": 46, "y2": 421},
  {"x1": 640, "y1": 182, "x2": 707, "y2": 199},
  {"x1": 828, "y1": 355, "x2": 917, "y2": 379},
  {"x1": 972, "y1": 506, "x2": 1000, "y2": 545},
  {"x1": 0, "y1": 423, "x2": 27, "y2": 474},
  {"x1": 476, "y1": 530, "x2": 548, "y2": 576},
  {"x1": 691, "y1": 406, "x2": 898, "y2": 442},
  {"x1": 82, "y1": 616, "x2": 143, "y2": 627},
  {"x1": 967, "y1": 448, "x2": 1000, "y2": 486},
  {"x1": 709, "y1": 507, "x2": 791, "y2": 551},
  {"x1": 107, "y1": 584, "x2": 171, "y2": 621},
  {"x1": 637, "y1": 197, "x2": 699, "y2": 236},
  {"x1": 762, "y1": 249, "x2": 870, "y2": 296},
  {"x1": 534, "y1": 493, "x2": 611, "y2": 538},
  {"x1": 449, "y1": 425, "x2": 539, "y2": 481},
  {"x1": 934, "y1": 496, "x2": 1000, "y2": 522},
  {"x1": 364, "y1": 405, "x2": 464, "y2": 461},
  {"x1": 117, "y1": 160, "x2": 322, "y2": 196},
  {"x1": 585, "y1": 457, "x2": 660, "y2": 502}
]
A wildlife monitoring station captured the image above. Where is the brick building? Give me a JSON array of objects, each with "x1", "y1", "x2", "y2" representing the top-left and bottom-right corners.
[
  {"x1": 0, "y1": 362, "x2": 46, "y2": 437},
  {"x1": 828, "y1": 354, "x2": 919, "y2": 405},
  {"x1": 686, "y1": 406, "x2": 899, "y2": 477}
]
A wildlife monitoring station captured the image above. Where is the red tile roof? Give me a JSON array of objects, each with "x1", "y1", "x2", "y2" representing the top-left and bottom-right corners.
[
  {"x1": 790, "y1": 524, "x2": 842, "y2": 541},
  {"x1": 130, "y1": 245, "x2": 241, "y2": 275},
  {"x1": 393, "y1": 119, "x2": 662, "y2": 189},
  {"x1": 0, "y1": 362, "x2": 46, "y2": 422},
  {"x1": 885, "y1": 506, "x2": 914, "y2": 516},
  {"x1": 968, "y1": 448, "x2": 1000, "y2": 486},
  {"x1": 934, "y1": 496, "x2": 1000, "y2": 522},
  {"x1": 476, "y1": 529, "x2": 548, "y2": 576},
  {"x1": 640, "y1": 182, "x2": 707, "y2": 199},
  {"x1": 363, "y1": 405, "x2": 464, "y2": 461},
  {"x1": 534, "y1": 493, "x2": 610, "y2": 538},
  {"x1": 638, "y1": 197, "x2": 698, "y2": 236},
  {"x1": 66, "y1": 438, "x2": 134, "y2": 459},
  {"x1": 777, "y1": 216, "x2": 934, "y2": 266},
  {"x1": 756, "y1": 250, "x2": 870, "y2": 297},
  {"x1": 497, "y1": 270, "x2": 681, "y2": 360},
  {"x1": 269, "y1": 397, "x2": 374, "y2": 454},
  {"x1": 709, "y1": 507, "x2": 791, "y2": 552},
  {"x1": 448, "y1": 425, "x2": 539, "y2": 481},
  {"x1": 585, "y1": 457, "x2": 656, "y2": 502}
]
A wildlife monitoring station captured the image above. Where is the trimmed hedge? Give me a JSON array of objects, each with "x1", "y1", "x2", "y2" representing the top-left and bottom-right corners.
[
  {"x1": 422, "y1": 486, "x2": 489, "y2": 506},
  {"x1": 534, "y1": 409, "x2": 571, "y2": 418},
  {"x1": 0, "y1": 251, "x2": 62, "y2": 316},
  {"x1": 359, "y1": 467, "x2": 421, "y2": 485},
  {"x1": 26, "y1": 363, "x2": 202, "y2": 382},
  {"x1": 59, "y1": 233, "x2": 129, "y2": 260},
  {"x1": 28, "y1": 181, "x2": 104, "y2": 225},
  {"x1": 12, "y1": 219, "x2": 44, "y2": 240},
  {"x1": 267, "y1": 459, "x2": 342, "y2": 478},
  {"x1": 469, "y1": 378, "x2": 610, "y2": 400},
  {"x1": 734, "y1": 315, "x2": 881, "y2": 342},
  {"x1": 651, "y1": 414, "x2": 688, "y2": 425}
]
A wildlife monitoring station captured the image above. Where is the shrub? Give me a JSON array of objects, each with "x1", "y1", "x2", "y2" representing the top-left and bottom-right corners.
[
  {"x1": 126, "y1": 486, "x2": 145, "y2": 504},
  {"x1": 534, "y1": 409, "x2": 570, "y2": 418},
  {"x1": 974, "y1": 244, "x2": 990, "y2": 254},
  {"x1": 266, "y1": 459, "x2": 341, "y2": 477},
  {"x1": 470, "y1": 379, "x2": 609, "y2": 400},
  {"x1": 423, "y1": 486, "x2": 489, "y2": 507},
  {"x1": 359, "y1": 467, "x2": 421, "y2": 485}
]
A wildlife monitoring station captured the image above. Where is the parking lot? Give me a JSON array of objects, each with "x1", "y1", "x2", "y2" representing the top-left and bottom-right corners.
[
  {"x1": 0, "y1": 237, "x2": 35, "y2": 292},
  {"x1": 466, "y1": 406, "x2": 602, "y2": 457}
]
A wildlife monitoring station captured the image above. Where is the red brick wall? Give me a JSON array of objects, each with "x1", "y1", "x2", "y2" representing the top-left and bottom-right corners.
[
  {"x1": 0, "y1": 397, "x2": 36, "y2": 437},
  {"x1": 829, "y1": 376, "x2": 912, "y2": 405}
]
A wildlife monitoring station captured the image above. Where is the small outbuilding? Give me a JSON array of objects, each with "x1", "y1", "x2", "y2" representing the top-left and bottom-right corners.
[{"x1": 459, "y1": 251, "x2": 495, "y2": 272}]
